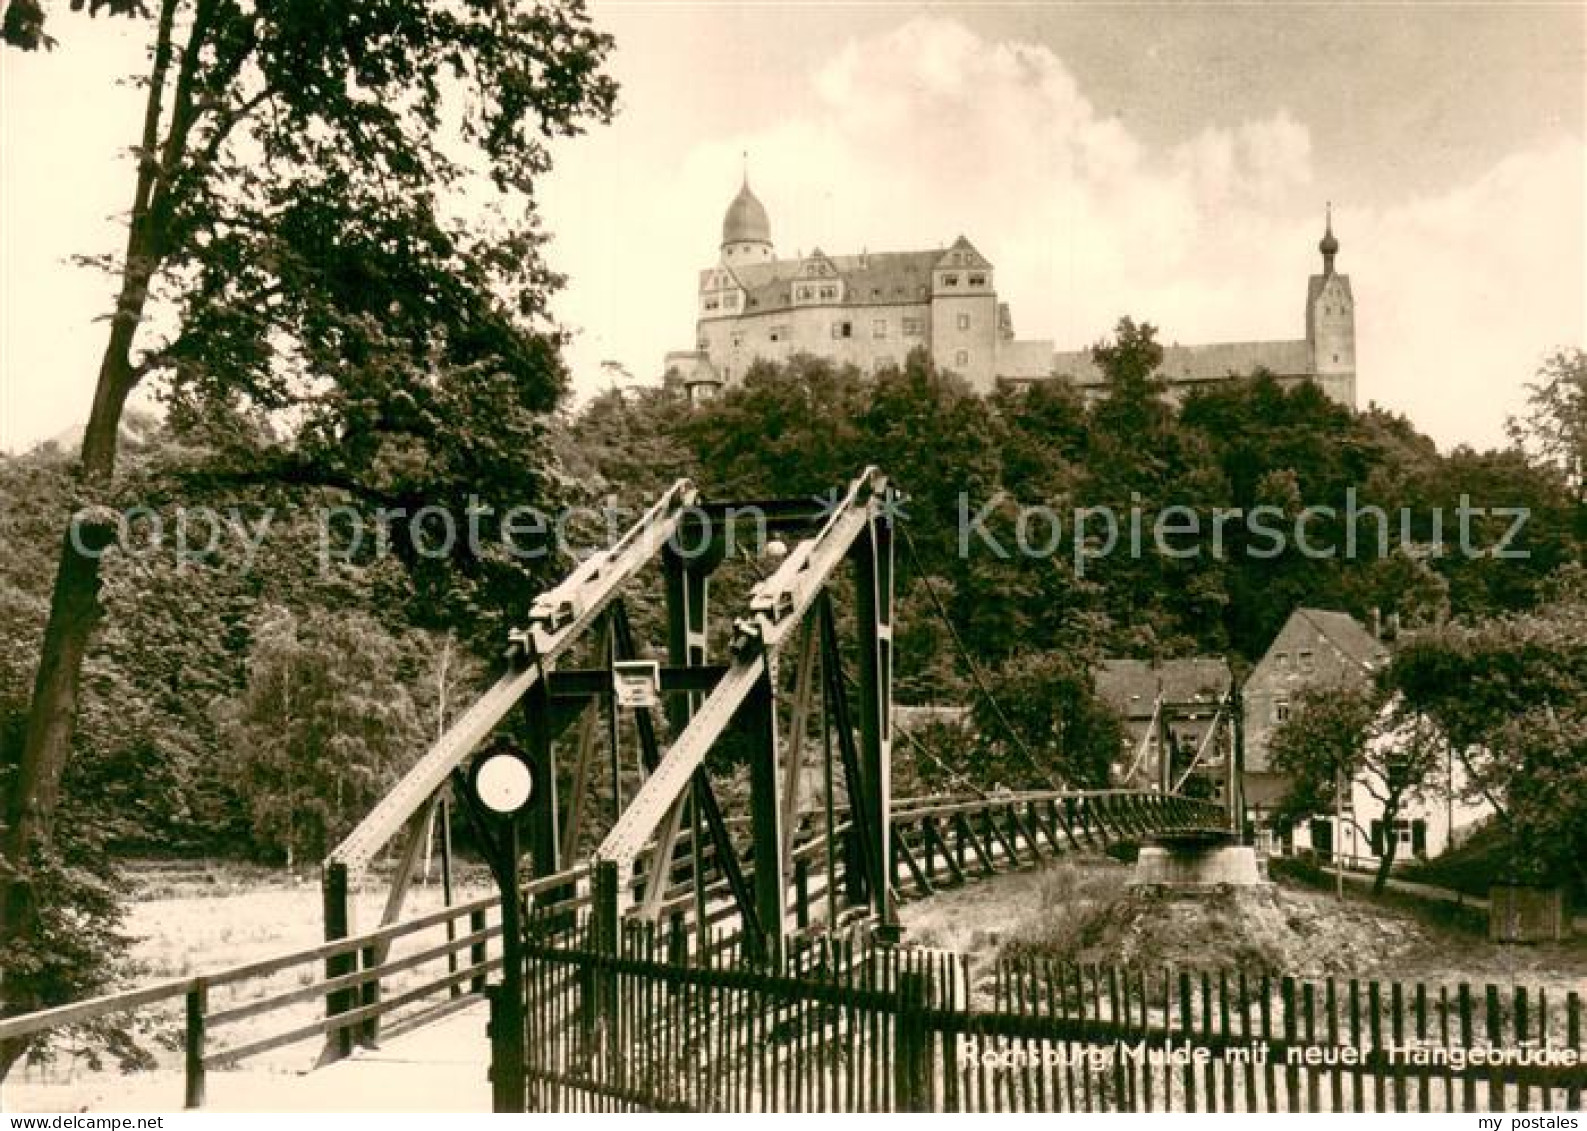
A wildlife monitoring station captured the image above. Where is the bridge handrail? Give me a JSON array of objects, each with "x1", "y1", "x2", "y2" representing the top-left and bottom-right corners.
[
  {"x1": 0, "y1": 785, "x2": 1225, "y2": 1107},
  {"x1": 0, "y1": 863, "x2": 588, "y2": 1046},
  {"x1": 893, "y1": 788, "x2": 1218, "y2": 822}
]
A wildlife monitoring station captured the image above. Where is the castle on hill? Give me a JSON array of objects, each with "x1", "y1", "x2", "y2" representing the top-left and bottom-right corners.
[{"x1": 662, "y1": 176, "x2": 1357, "y2": 409}]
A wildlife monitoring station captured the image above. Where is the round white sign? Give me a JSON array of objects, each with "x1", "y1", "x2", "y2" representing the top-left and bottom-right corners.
[{"x1": 475, "y1": 753, "x2": 533, "y2": 814}]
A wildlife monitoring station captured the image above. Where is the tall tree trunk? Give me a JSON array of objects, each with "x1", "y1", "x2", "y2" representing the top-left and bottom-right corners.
[
  {"x1": 0, "y1": 339, "x2": 140, "y2": 1076},
  {"x1": 1372, "y1": 799, "x2": 1401, "y2": 896},
  {"x1": 0, "y1": 0, "x2": 181, "y2": 1079}
]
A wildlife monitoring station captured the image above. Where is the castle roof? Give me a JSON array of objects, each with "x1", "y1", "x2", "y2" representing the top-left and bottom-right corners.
[
  {"x1": 726, "y1": 249, "x2": 943, "y2": 313},
  {"x1": 722, "y1": 178, "x2": 771, "y2": 247},
  {"x1": 1052, "y1": 338, "x2": 1314, "y2": 387},
  {"x1": 936, "y1": 235, "x2": 991, "y2": 269},
  {"x1": 1306, "y1": 272, "x2": 1353, "y2": 307},
  {"x1": 1319, "y1": 204, "x2": 1340, "y2": 262}
]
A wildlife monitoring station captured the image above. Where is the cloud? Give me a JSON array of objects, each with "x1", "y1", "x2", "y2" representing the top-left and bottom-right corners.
[
  {"x1": 540, "y1": 14, "x2": 1582, "y2": 452},
  {"x1": 10, "y1": 14, "x2": 1565, "y2": 453},
  {"x1": 1172, "y1": 114, "x2": 1314, "y2": 211},
  {"x1": 1350, "y1": 140, "x2": 1584, "y2": 446}
]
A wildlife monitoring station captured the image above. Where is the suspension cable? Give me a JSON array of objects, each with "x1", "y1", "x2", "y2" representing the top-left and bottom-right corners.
[{"x1": 897, "y1": 523, "x2": 1064, "y2": 790}]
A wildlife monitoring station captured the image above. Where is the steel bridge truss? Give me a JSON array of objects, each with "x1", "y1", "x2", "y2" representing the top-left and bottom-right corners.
[
  {"x1": 1118, "y1": 692, "x2": 1246, "y2": 835},
  {"x1": 324, "y1": 467, "x2": 902, "y2": 981}
]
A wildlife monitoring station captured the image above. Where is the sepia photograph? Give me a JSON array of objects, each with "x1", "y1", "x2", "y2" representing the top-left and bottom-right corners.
[{"x1": 0, "y1": 0, "x2": 1583, "y2": 1116}]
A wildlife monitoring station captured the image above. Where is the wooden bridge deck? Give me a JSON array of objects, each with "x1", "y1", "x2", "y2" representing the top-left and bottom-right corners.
[
  {"x1": 1, "y1": 789, "x2": 1227, "y2": 1113},
  {"x1": 6, "y1": 1005, "x2": 492, "y2": 1114}
]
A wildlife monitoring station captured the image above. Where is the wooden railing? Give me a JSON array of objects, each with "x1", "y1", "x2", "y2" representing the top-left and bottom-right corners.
[
  {"x1": 0, "y1": 865, "x2": 587, "y2": 1109},
  {"x1": 622, "y1": 790, "x2": 1225, "y2": 954},
  {"x1": 505, "y1": 918, "x2": 1587, "y2": 1112},
  {"x1": 0, "y1": 788, "x2": 1221, "y2": 1109},
  {"x1": 891, "y1": 791, "x2": 1225, "y2": 900}
]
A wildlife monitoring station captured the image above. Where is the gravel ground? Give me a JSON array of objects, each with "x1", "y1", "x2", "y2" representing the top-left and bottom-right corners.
[{"x1": 900, "y1": 854, "x2": 1587, "y2": 1000}]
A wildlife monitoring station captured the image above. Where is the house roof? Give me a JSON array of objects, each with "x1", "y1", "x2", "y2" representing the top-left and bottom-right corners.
[
  {"x1": 1095, "y1": 660, "x2": 1156, "y2": 718},
  {"x1": 1052, "y1": 338, "x2": 1314, "y2": 387},
  {"x1": 1293, "y1": 607, "x2": 1388, "y2": 670},
  {"x1": 1159, "y1": 657, "x2": 1235, "y2": 702},
  {"x1": 1095, "y1": 657, "x2": 1233, "y2": 720},
  {"x1": 724, "y1": 249, "x2": 944, "y2": 314}
]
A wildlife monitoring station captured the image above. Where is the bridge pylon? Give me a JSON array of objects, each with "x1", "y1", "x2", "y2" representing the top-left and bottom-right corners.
[{"x1": 323, "y1": 468, "x2": 904, "y2": 1019}]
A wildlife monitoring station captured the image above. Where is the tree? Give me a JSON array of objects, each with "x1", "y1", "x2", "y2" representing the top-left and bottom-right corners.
[
  {"x1": 1, "y1": 0, "x2": 616, "y2": 1072},
  {"x1": 967, "y1": 651, "x2": 1122, "y2": 790},
  {"x1": 559, "y1": 387, "x2": 698, "y2": 508},
  {"x1": 1509, "y1": 347, "x2": 1586, "y2": 503},
  {"x1": 1387, "y1": 578, "x2": 1587, "y2": 893},
  {"x1": 682, "y1": 353, "x2": 871, "y2": 498},
  {"x1": 2, "y1": 0, "x2": 145, "y2": 51},
  {"x1": 1269, "y1": 681, "x2": 1447, "y2": 894},
  {"x1": 1091, "y1": 316, "x2": 1167, "y2": 400},
  {"x1": 216, "y1": 607, "x2": 427, "y2": 868},
  {"x1": 1079, "y1": 318, "x2": 1231, "y2": 656}
]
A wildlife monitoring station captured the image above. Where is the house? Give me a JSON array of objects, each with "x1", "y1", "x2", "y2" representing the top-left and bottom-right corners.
[
  {"x1": 1302, "y1": 697, "x2": 1493, "y2": 869},
  {"x1": 1243, "y1": 606, "x2": 1491, "y2": 862},
  {"x1": 1095, "y1": 657, "x2": 1235, "y2": 808},
  {"x1": 1242, "y1": 608, "x2": 1388, "y2": 844}
]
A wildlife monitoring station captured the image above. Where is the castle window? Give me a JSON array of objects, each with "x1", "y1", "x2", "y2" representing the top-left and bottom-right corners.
[
  {"x1": 731, "y1": 331, "x2": 744, "y2": 349},
  {"x1": 954, "y1": 349, "x2": 969, "y2": 367},
  {"x1": 1298, "y1": 650, "x2": 1315, "y2": 673},
  {"x1": 942, "y1": 273, "x2": 960, "y2": 287},
  {"x1": 832, "y1": 321, "x2": 852, "y2": 339},
  {"x1": 969, "y1": 273, "x2": 986, "y2": 287},
  {"x1": 902, "y1": 317, "x2": 924, "y2": 337},
  {"x1": 872, "y1": 319, "x2": 887, "y2": 339},
  {"x1": 1275, "y1": 700, "x2": 1291, "y2": 724},
  {"x1": 703, "y1": 298, "x2": 719, "y2": 311},
  {"x1": 769, "y1": 324, "x2": 788, "y2": 343},
  {"x1": 819, "y1": 285, "x2": 838, "y2": 300},
  {"x1": 796, "y1": 285, "x2": 812, "y2": 301},
  {"x1": 956, "y1": 313, "x2": 971, "y2": 331},
  {"x1": 722, "y1": 293, "x2": 737, "y2": 309}
]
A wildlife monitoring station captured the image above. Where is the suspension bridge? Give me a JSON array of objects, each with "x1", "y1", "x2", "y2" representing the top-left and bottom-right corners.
[{"x1": 0, "y1": 469, "x2": 1271, "y2": 1112}]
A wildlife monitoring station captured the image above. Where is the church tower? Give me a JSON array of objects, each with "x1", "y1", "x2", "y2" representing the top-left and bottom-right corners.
[
  {"x1": 720, "y1": 174, "x2": 773, "y2": 266},
  {"x1": 1305, "y1": 205, "x2": 1356, "y2": 408}
]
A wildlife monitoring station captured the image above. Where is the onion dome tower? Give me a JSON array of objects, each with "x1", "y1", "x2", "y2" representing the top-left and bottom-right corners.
[{"x1": 720, "y1": 172, "x2": 773, "y2": 266}]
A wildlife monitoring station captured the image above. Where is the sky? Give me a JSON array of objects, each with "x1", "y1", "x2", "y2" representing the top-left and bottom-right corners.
[{"x1": 2, "y1": 2, "x2": 1583, "y2": 454}]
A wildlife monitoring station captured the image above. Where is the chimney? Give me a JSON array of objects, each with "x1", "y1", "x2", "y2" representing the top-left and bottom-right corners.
[{"x1": 1368, "y1": 607, "x2": 1382, "y2": 640}]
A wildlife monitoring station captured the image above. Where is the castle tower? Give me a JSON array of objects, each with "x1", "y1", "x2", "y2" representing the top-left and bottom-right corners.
[
  {"x1": 1305, "y1": 205, "x2": 1356, "y2": 408},
  {"x1": 720, "y1": 174, "x2": 773, "y2": 266}
]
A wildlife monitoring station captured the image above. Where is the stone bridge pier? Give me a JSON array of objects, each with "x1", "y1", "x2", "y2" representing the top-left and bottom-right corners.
[{"x1": 1132, "y1": 831, "x2": 1268, "y2": 889}]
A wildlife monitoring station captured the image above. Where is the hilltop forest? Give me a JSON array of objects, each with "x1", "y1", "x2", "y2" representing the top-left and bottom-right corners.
[
  {"x1": 4, "y1": 331, "x2": 1582, "y2": 849},
  {"x1": 1, "y1": 332, "x2": 1582, "y2": 1022}
]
